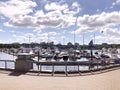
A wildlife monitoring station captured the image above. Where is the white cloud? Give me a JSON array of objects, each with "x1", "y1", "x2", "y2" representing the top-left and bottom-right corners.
[
  {"x1": 101, "y1": 27, "x2": 120, "y2": 36},
  {"x1": 35, "y1": 32, "x2": 58, "y2": 43},
  {"x1": 12, "y1": 33, "x2": 36, "y2": 43},
  {"x1": 39, "y1": 32, "x2": 57, "y2": 37},
  {"x1": 12, "y1": 34, "x2": 17, "y2": 37},
  {"x1": 5, "y1": 9, "x2": 76, "y2": 28},
  {"x1": 71, "y1": 27, "x2": 96, "y2": 34},
  {"x1": 10, "y1": 30, "x2": 15, "y2": 33},
  {"x1": 0, "y1": 29, "x2": 4, "y2": 32},
  {"x1": 25, "y1": 33, "x2": 34, "y2": 37},
  {"x1": 112, "y1": 0, "x2": 120, "y2": 6},
  {"x1": 0, "y1": 0, "x2": 37, "y2": 18},
  {"x1": 63, "y1": 2, "x2": 81, "y2": 15},
  {"x1": 0, "y1": 0, "x2": 38, "y2": 28},
  {"x1": 48, "y1": 32, "x2": 57, "y2": 36},
  {"x1": 4, "y1": 15, "x2": 37, "y2": 28},
  {"x1": 75, "y1": 11, "x2": 120, "y2": 44},
  {"x1": 1, "y1": 1, "x2": 79, "y2": 29},
  {"x1": 0, "y1": 29, "x2": 3, "y2": 32},
  {"x1": 35, "y1": 5, "x2": 77, "y2": 28},
  {"x1": 0, "y1": 40, "x2": 2, "y2": 43},
  {"x1": 112, "y1": 2, "x2": 116, "y2": 6},
  {"x1": 95, "y1": 34, "x2": 120, "y2": 44},
  {"x1": 92, "y1": 27, "x2": 120, "y2": 44},
  {"x1": 97, "y1": 9, "x2": 100, "y2": 12},
  {"x1": 0, "y1": 15, "x2": 5, "y2": 20},
  {"x1": 34, "y1": 10, "x2": 45, "y2": 16},
  {"x1": 33, "y1": 28, "x2": 42, "y2": 33},
  {"x1": 45, "y1": 2, "x2": 68, "y2": 11},
  {"x1": 77, "y1": 11, "x2": 120, "y2": 33},
  {"x1": 14, "y1": 32, "x2": 57, "y2": 43},
  {"x1": 116, "y1": 0, "x2": 120, "y2": 4}
]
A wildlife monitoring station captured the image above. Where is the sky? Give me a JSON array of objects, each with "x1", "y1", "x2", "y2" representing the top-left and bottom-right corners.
[{"x1": 0, "y1": 0, "x2": 120, "y2": 45}]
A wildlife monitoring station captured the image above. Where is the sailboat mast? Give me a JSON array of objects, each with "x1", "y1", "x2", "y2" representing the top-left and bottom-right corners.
[
  {"x1": 83, "y1": 33, "x2": 84, "y2": 46},
  {"x1": 48, "y1": 33, "x2": 49, "y2": 43},
  {"x1": 28, "y1": 35, "x2": 31, "y2": 48},
  {"x1": 74, "y1": 29, "x2": 75, "y2": 46},
  {"x1": 94, "y1": 33, "x2": 95, "y2": 44}
]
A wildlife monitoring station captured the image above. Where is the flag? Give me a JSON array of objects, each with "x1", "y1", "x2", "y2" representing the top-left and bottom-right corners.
[
  {"x1": 88, "y1": 40, "x2": 93, "y2": 49},
  {"x1": 89, "y1": 40, "x2": 94, "y2": 62}
]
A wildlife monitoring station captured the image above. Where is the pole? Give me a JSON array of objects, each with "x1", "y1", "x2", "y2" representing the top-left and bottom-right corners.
[
  {"x1": 74, "y1": 30, "x2": 75, "y2": 46},
  {"x1": 48, "y1": 33, "x2": 49, "y2": 43},
  {"x1": 90, "y1": 48, "x2": 93, "y2": 61},
  {"x1": 74, "y1": 29, "x2": 76, "y2": 61},
  {"x1": 37, "y1": 51, "x2": 40, "y2": 70},
  {"x1": 89, "y1": 48, "x2": 93, "y2": 70},
  {"x1": 94, "y1": 33, "x2": 95, "y2": 44},
  {"x1": 65, "y1": 64, "x2": 68, "y2": 76},
  {"x1": 83, "y1": 33, "x2": 84, "y2": 51},
  {"x1": 83, "y1": 33, "x2": 84, "y2": 46},
  {"x1": 52, "y1": 65, "x2": 54, "y2": 76},
  {"x1": 28, "y1": 35, "x2": 31, "y2": 48}
]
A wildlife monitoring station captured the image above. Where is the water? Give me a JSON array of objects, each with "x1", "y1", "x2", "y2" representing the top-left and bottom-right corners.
[
  {"x1": 0, "y1": 52, "x2": 17, "y2": 60},
  {"x1": 0, "y1": 52, "x2": 17, "y2": 69},
  {"x1": 33, "y1": 58, "x2": 90, "y2": 71},
  {"x1": 0, "y1": 52, "x2": 90, "y2": 71}
]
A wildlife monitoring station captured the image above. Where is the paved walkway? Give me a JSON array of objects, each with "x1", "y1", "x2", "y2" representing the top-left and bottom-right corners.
[{"x1": 0, "y1": 68, "x2": 120, "y2": 90}]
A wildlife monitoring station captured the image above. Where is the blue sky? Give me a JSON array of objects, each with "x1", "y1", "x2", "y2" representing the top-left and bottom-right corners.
[{"x1": 0, "y1": 0, "x2": 120, "y2": 45}]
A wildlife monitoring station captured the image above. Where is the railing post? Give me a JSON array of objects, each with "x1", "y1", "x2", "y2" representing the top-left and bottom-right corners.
[
  {"x1": 52, "y1": 65, "x2": 54, "y2": 76},
  {"x1": 97, "y1": 60, "x2": 99, "y2": 69},
  {"x1": 37, "y1": 64, "x2": 39, "y2": 72},
  {"x1": 78, "y1": 64, "x2": 81, "y2": 75},
  {"x1": 37, "y1": 51, "x2": 40, "y2": 71},
  {"x1": 37, "y1": 63, "x2": 39, "y2": 75},
  {"x1": 40, "y1": 64, "x2": 42, "y2": 74},
  {"x1": 38, "y1": 64, "x2": 41, "y2": 75},
  {"x1": 5, "y1": 60, "x2": 7, "y2": 69},
  {"x1": 65, "y1": 64, "x2": 68, "y2": 76}
]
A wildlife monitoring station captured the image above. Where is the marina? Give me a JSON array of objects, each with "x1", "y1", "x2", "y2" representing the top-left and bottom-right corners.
[
  {"x1": 0, "y1": 47, "x2": 120, "y2": 76},
  {"x1": 1, "y1": 0, "x2": 120, "y2": 90}
]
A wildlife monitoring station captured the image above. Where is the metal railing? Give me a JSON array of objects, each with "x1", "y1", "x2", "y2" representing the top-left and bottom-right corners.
[
  {"x1": 0, "y1": 60, "x2": 15, "y2": 70},
  {"x1": 30, "y1": 59, "x2": 120, "y2": 76},
  {"x1": 0, "y1": 59, "x2": 120, "y2": 76}
]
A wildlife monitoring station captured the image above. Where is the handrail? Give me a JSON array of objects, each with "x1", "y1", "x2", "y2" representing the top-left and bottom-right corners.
[
  {"x1": 28, "y1": 60, "x2": 115, "y2": 66},
  {"x1": 0, "y1": 60, "x2": 15, "y2": 70},
  {"x1": 0, "y1": 60, "x2": 15, "y2": 62},
  {"x1": 0, "y1": 59, "x2": 120, "y2": 76}
]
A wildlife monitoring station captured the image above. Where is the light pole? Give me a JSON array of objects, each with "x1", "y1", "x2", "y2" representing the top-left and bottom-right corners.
[
  {"x1": 28, "y1": 35, "x2": 31, "y2": 48},
  {"x1": 73, "y1": 29, "x2": 76, "y2": 61},
  {"x1": 74, "y1": 30, "x2": 76, "y2": 46},
  {"x1": 63, "y1": 37, "x2": 65, "y2": 45},
  {"x1": 48, "y1": 33, "x2": 49, "y2": 44},
  {"x1": 83, "y1": 33, "x2": 84, "y2": 45},
  {"x1": 94, "y1": 33, "x2": 95, "y2": 44}
]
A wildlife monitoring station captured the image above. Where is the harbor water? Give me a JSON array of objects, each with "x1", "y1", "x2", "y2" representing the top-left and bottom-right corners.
[{"x1": 0, "y1": 52, "x2": 17, "y2": 69}]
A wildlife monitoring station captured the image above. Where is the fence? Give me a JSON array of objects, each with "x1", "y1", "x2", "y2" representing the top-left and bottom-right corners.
[
  {"x1": 0, "y1": 59, "x2": 120, "y2": 76},
  {"x1": 0, "y1": 60, "x2": 15, "y2": 70},
  {"x1": 31, "y1": 59, "x2": 120, "y2": 76}
]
